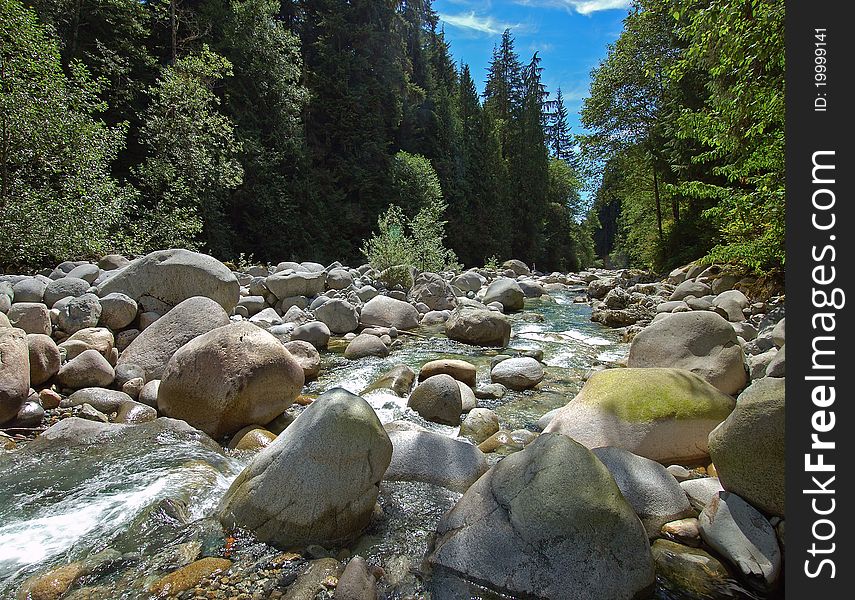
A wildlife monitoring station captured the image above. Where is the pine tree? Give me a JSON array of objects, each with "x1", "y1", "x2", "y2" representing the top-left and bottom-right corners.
[{"x1": 548, "y1": 88, "x2": 574, "y2": 163}]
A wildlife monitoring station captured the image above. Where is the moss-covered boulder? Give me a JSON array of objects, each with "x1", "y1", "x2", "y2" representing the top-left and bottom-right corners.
[
  {"x1": 543, "y1": 368, "x2": 736, "y2": 463},
  {"x1": 652, "y1": 539, "x2": 745, "y2": 599},
  {"x1": 708, "y1": 377, "x2": 785, "y2": 517}
]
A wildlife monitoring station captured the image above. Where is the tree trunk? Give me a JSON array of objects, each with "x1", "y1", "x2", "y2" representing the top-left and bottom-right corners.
[
  {"x1": 170, "y1": 1, "x2": 178, "y2": 64},
  {"x1": 652, "y1": 166, "x2": 663, "y2": 241}
]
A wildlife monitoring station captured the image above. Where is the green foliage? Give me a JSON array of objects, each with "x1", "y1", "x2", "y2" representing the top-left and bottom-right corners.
[
  {"x1": 0, "y1": 0, "x2": 134, "y2": 267},
  {"x1": 582, "y1": 0, "x2": 784, "y2": 273},
  {"x1": 131, "y1": 45, "x2": 243, "y2": 253},
  {"x1": 362, "y1": 151, "x2": 458, "y2": 276}
]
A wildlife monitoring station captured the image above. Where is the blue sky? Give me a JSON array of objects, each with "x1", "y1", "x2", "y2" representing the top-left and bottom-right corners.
[{"x1": 433, "y1": 0, "x2": 631, "y2": 135}]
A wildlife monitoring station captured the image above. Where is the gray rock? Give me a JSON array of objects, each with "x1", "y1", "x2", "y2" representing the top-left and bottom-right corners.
[
  {"x1": 765, "y1": 345, "x2": 785, "y2": 377},
  {"x1": 314, "y1": 298, "x2": 359, "y2": 334},
  {"x1": 409, "y1": 272, "x2": 457, "y2": 311},
  {"x1": 474, "y1": 383, "x2": 506, "y2": 400},
  {"x1": 450, "y1": 271, "x2": 485, "y2": 294},
  {"x1": 0, "y1": 328, "x2": 30, "y2": 423},
  {"x1": 117, "y1": 296, "x2": 230, "y2": 381},
  {"x1": 709, "y1": 377, "x2": 785, "y2": 516},
  {"x1": 747, "y1": 348, "x2": 777, "y2": 380},
  {"x1": 56, "y1": 349, "x2": 114, "y2": 389},
  {"x1": 771, "y1": 318, "x2": 785, "y2": 347},
  {"x1": 290, "y1": 321, "x2": 331, "y2": 350},
  {"x1": 236, "y1": 295, "x2": 266, "y2": 316},
  {"x1": 333, "y1": 556, "x2": 378, "y2": 600},
  {"x1": 98, "y1": 255, "x2": 131, "y2": 271},
  {"x1": 518, "y1": 279, "x2": 546, "y2": 298},
  {"x1": 67, "y1": 264, "x2": 101, "y2": 283},
  {"x1": 699, "y1": 492, "x2": 782, "y2": 589},
  {"x1": 628, "y1": 311, "x2": 747, "y2": 395},
  {"x1": 651, "y1": 539, "x2": 743, "y2": 599},
  {"x1": 427, "y1": 434, "x2": 655, "y2": 600},
  {"x1": 114, "y1": 363, "x2": 146, "y2": 388},
  {"x1": 359, "y1": 295, "x2": 419, "y2": 330},
  {"x1": 501, "y1": 259, "x2": 531, "y2": 276},
  {"x1": 592, "y1": 447, "x2": 693, "y2": 537},
  {"x1": 282, "y1": 340, "x2": 321, "y2": 381},
  {"x1": 407, "y1": 374, "x2": 462, "y2": 425},
  {"x1": 44, "y1": 277, "x2": 91, "y2": 307},
  {"x1": 490, "y1": 357, "x2": 543, "y2": 391},
  {"x1": 218, "y1": 388, "x2": 392, "y2": 548},
  {"x1": 27, "y1": 333, "x2": 61, "y2": 386},
  {"x1": 7, "y1": 302, "x2": 51, "y2": 335},
  {"x1": 456, "y1": 381, "x2": 477, "y2": 412},
  {"x1": 681, "y1": 477, "x2": 724, "y2": 512},
  {"x1": 344, "y1": 334, "x2": 388, "y2": 360},
  {"x1": 483, "y1": 277, "x2": 524, "y2": 312},
  {"x1": 97, "y1": 249, "x2": 240, "y2": 312},
  {"x1": 11, "y1": 400, "x2": 45, "y2": 427},
  {"x1": 265, "y1": 270, "x2": 326, "y2": 300},
  {"x1": 385, "y1": 429, "x2": 488, "y2": 492},
  {"x1": 57, "y1": 293, "x2": 102, "y2": 334},
  {"x1": 157, "y1": 322, "x2": 304, "y2": 439},
  {"x1": 138, "y1": 380, "x2": 160, "y2": 408},
  {"x1": 12, "y1": 277, "x2": 47, "y2": 303},
  {"x1": 459, "y1": 408, "x2": 500, "y2": 444},
  {"x1": 445, "y1": 305, "x2": 511, "y2": 347},
  {"x1": 670, "y1": 280, "x2": 712, "y2": 301},
  {"x1": 98, "y1": 292, "x2": 138, "y2": 330},
  {"x1": 712, "y1": 290, "x2": 750, "y2": 322},
  {"x1": 326, "y1": 268, "x2": 353, "y2": 291},
  {"x1": 248, "y1": 307, "x2": 282, "y2": 328}
]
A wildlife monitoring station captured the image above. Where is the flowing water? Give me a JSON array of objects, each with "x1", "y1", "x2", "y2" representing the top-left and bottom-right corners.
[{"x1": 0, "y1": 291, "x2": 758, "y2": 599}]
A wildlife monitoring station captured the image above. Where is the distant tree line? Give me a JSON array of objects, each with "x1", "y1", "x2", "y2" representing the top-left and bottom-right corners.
[
  {"x1": 1, "y1": 0, "x2": 591, "y2": 272},
  {"x1": 581, "y1": 0, "x2": 784, "y2": 273}
]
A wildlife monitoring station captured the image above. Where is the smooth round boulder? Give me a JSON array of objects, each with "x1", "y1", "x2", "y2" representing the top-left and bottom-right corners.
[
  {"x1": 0, "y1": 328, "x2": 30, "y2": 423},
  {"x1": 157, "y1": 322, "x2": 305, "y2": 439},
  {"x1": 482, "y1": 277, "x2": 525, "y2": 312},
  {"x1": 27, "y1": 334, "x2": 61, "y2": 386},
  {"x1": 97, "y1": 249, "x2": 239, "y2": 312},
  {"x1": 7, "y1": 302, "x2": 51, "y2": 335},
  {"x1": 592, "y1": 446, "x2": 694, "y2": 537},
  {"x1": 12, "y1": 277, "x2": 47, "y2": 303},
  {"x1": 314, "y1": 298, "x2": 359, "y2": 334},
  {"x1": 60, "y1": 327, "x2": 114, "y2": 362},
  {"x1": 117, "y1": 296, "x2": 230, "y2": 381},
  {"x1": 669, "y1": 279, "x2": 712, "y2": 301},
  {"x1": 227, "y1": 425, "x2": 277, "y2": 451},
  {"x1": 501, "y1": 259, "x2": 530, "y2": 276},
  {"x1": 57, "y1": 293, "x2": 102, "y2": 334},
  {"x1": 218, "y1": 388, "x2": 392, "y2": 548},
  {"x1": 66, "y1": 263, "x2": 100, "y2": 283},
  {"x1": 407, "y1": 374, "x2": 462, "y2": 425},
  {"x1": 56, "y1": 349, "x2": 115, "y2": 389},
  {"x1": 427, "y1": 434, "x2": 655, "y2": 600},
  {"x1": 98, "y1": 254, "x2": 131, "y2": 271},
  {"x1": 628, "y1": 311, "x2": 747, "y2": 395},
  {"x1": 44, "y1": 277, "x2": 90, "y2": 307},
  {"x1": 344, "y1": 334, "x2": 389, "y2": 360},
  {"x1": 544, "y1": 368, "x2": 736, "y2": 463},
  {"x1": 490, "y1": 357, "x2": 543, "y2": 391},
  {"x1": 708, "y1": 377, "x2": 785, "y2": 516},
  {"x1": 450, "y1": 271, "x2": 485, "y2": 294},
  {"x1": 359, "y1": 295, "x2": 419, "y2": 330},
  {"x1": 290, "y1": 321, "x2": 331, "y2": 350},
  {"x1": 98, "y1": 292, "x2": 138, "y2": 330},
  {"x1": 445, "y1": 305, "x2": 511, "y2": 347},
  {"x1": 459, "y1": 408, "x2": 500, "y2": 444},
  {"x1": 282, "y1": 340, "x2": 321, "y2": 381},
  {"x1": 384, "y1": 429, "x2": 488, "y2": 492},
  {"x1": 418, "y1": 359, "x2": 477, "y2": 387}
]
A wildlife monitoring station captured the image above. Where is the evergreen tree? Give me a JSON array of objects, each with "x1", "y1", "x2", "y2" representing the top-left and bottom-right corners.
[{"x1": 548, "y1": 88, "x2": 574, "y2": 163}]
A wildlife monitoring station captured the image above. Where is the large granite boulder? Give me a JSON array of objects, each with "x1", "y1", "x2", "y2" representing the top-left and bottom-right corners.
[
  {"x1": 409, "y1": 272, "x2": 457, "y2": 311},
  {"x1": 117, "y1": 296, "x2": 230, "y2": 381},
  {"x1": 544, "y1": 368, "x2": 736, "y2": 463},
  {"x1": 218, "y1": 388, "x2": 392, "y2": 548},
  {"x1": 482, "y1": 278, "x2": 525, "y2": 312},
  {"x1": 427, "y1": 434, "x2": 655, "y2": 600},
  {"x1": 97, "y1": 249, "x2": 240, "y2": 312},
  {"x1": 445, "y1": 305, "x2": 511, "y2": 347},
  {"x1": 628, "y1": 311, "x2": 747, "y2": 395},
  {"x1": 407, "y1": 374, "x2": 462, "y2": 425},
  {"x1": 708, "y1": 377, "x2": 785, "y2": 516},
  {"x1": 157, "y1": 322, "x2": 304, "y2": 438},
  {"x1": 359, "y1": 295, "x2": 419, "y2": 330}
]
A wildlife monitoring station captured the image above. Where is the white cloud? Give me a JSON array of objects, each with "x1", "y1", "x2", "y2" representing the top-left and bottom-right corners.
[
  {"x1": 517, "y1": 0, "x2": 632, "y2": 15},
  {"x1": 439, "y1": 11, "x2": 521, "y2": 35}
]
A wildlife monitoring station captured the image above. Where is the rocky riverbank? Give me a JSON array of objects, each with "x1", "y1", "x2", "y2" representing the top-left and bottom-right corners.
[{"x1": 0, "y1": 250, "x2": 784, "y2": 599}]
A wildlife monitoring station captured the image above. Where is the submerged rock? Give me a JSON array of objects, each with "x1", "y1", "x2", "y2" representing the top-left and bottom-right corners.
[{"x1": 384, "y1": 429, "x2": 487, "y2": 492}]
